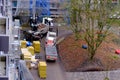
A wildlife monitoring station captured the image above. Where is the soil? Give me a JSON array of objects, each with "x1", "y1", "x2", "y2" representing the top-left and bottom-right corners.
[{"x1": 58, "y1": 33, "x2": 120, "y2": 72}]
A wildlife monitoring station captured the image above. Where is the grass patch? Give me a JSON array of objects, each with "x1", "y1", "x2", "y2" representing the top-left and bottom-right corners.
[{"x1": 112, "y1": 55, "x2": 119, "y2": 60}]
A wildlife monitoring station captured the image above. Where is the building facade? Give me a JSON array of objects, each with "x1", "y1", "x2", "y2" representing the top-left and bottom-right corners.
[
  {"x1": 0, "y1": 0, "x2": 12, "y2": 35},
  {"x1": 49, "y1": 0, "x2": 63, "y2": 18},
  {"x1": 0, "y1": 1, "x2": 13, "y2": 80},
  {"x1": 11, "y1": 0, "x2": 63, "y2": 18}
]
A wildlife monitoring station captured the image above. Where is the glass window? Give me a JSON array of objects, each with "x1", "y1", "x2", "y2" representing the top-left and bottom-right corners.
[
  {"x1": 52, "y1": 3, "x2": 55, "y2": 7},
  {"x1": 12, "y1": 1, "x2": 17, "y2": 7}
]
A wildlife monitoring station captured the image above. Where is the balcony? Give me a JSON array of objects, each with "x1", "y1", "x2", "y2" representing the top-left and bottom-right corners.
[{"x1": 0, "y1": 15, "x2": 6, "y2": 25}]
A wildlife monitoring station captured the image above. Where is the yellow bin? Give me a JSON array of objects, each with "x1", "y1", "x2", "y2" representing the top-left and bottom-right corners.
[
  {"x1": 38, "y1": 61, "x2": 47, "y2": 78},
  {"x1": 27, "y1": 46, "x2": 34, "y2": 55},
  {"x1": 20, "y1": 40, "x2": 27, "y2": 48},
  {"x1": 38, "y1": 61, "x2": 47, "y2": 70},
  {"x1": 33, "y1": 41, "x2": 40, "y2": 53},
  {"x1": 39, "y1": 72, "x2": 47, "y2": 78}
]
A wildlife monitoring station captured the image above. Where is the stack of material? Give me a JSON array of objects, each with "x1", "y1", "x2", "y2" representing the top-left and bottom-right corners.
[
  {"x1": 33, "y1": 41, "x2": 40, "y2": 53},
  {"x1": 38, "y1": 61, "x2": 47, "y2": 78},
  {"x1": 21, "y1": 48, "x2": 32, "y2": 69},
  {"x1": 31, "y1": 56, "x2": 37, "y2": 63},
  {"x1": 27, "y1": 46, "x2": 34, "y2": 55},
  {"x1": 20, "y1": 40, "x2": 27, "y2": 48},
  {"x1": 21, "y1": 48, "x2": 31, "y2": 60}
]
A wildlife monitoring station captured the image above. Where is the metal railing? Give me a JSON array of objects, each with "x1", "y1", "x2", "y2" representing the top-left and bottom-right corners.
[{"x1": 18, "y1": 60, "x2": 34, "y2": 80}]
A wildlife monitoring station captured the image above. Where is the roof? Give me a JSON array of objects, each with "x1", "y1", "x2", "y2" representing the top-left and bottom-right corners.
[{"x1": 47, "y1": 37, "x2": 54, "y2": 40}]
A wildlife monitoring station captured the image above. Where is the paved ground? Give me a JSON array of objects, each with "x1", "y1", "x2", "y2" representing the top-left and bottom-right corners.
[
  {"x1": 30, "y1": 26, "x2": 66, "y2": 80},
  {"x1": 46, "y1": 60, "x2": 66, "y2": 80},
  {"x1": 30, "y1": 46, "x2": 66, "y2": 80},
  {"x1": 66, "y1": 70, "x2": 120, "y2": 80}
]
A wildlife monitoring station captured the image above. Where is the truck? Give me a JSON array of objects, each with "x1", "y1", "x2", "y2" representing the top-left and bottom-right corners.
[
  {"x1": 42, "y1": 17, "x2": 53, "y2": 26},
  {"x1": 37, "y1": 23, "x2": 49, "y2": 34},
  {"x1": 45, "y1": 31, "x2": 57, "y2": 46},
  {"x1": 29, "y1": 16, "x2": 53, "y2": 32},
  {"x1": 45, "y1": 45, "x2": 58, "y2": 61},
  {"x1": 37, "y1": 17, "x2": 53, "y2": 34},
  {"x1": 24, "y1": 17, "x2": 54, "y2": 42}
]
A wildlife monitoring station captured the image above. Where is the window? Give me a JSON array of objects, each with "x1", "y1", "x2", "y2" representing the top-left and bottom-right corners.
[
  {"x1": 57, "y1": 3, "x2": 60, "y2": 8},
  {"x1": 12, "y1": 1, "x2": 17, "y2": 7},
  {"x1": 52, "y1": 3, "x2": 55, "y2": 7}
]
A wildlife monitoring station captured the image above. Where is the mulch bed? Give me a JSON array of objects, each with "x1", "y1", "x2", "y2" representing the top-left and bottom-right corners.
[{"x1": 58, "y1": 33, "x2": 120, "y2": 72}]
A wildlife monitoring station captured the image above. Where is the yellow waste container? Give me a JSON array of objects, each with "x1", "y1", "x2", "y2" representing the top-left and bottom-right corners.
[
  {"x1": 20, "y1": 40, "x2": 27, "y2": 48},
  {"x1": 27, "y1": 46, "x2": 34, "y2": 55},
  {"x1": 39, "y1": 71, "x2": 47, "y2": 78},
  {"x1": 38, "y1": 61, "x2": 47, "y2": 78},
  {"x1": 33, "y1": 41, "x2": 40, "y2": 53},
  {"x1": 38, "y1": 62, "x2": 47, "y2": 72}
]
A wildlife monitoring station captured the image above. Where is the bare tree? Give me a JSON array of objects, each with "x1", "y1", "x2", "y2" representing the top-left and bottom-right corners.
[
  {"x1": 66, "y1": 0, "x2": 113, "y2": 60},
  {"x1": 67, "y1": 0, "x2": 83, "y2": 40}
]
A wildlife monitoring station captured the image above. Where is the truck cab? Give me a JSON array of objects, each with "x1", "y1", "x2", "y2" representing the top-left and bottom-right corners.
[{"x1": 42, "y1": 17, "x2": 53, "y2": 26}]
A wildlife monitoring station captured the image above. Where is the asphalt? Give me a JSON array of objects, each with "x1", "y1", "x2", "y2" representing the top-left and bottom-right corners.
[
  {"x1": 30, "y1": 26, "x2": 66, "y2": 80},
  {"x1": 65, "y1": 70, "x2": 120, "y2": 80}
]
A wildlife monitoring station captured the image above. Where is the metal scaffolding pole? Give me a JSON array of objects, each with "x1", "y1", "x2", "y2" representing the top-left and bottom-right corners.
[{"x1": 33, "y1": 0, "x2": 36, "y2": 19}]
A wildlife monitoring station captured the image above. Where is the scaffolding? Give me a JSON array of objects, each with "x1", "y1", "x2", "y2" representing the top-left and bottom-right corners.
[
  {"x1": 15, "y1": 0, "x2": 50, "y2": 18},
  {"x1": 0, "y1": 0, "x2": 9, "y2": 16},
  {"x1": 36, "y1": 0, "x2": 50, "y2": 16},
  {"x1": 15, "y1": 0, "x2": 30, "y2": 16}
]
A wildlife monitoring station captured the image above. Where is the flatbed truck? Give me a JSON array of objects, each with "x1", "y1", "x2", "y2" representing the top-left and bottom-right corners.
[{"x1": 45, "y1": 45, "x2": 57, "y2": 61}]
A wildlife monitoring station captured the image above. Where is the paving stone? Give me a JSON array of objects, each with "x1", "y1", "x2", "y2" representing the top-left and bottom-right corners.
[{"x1": 66, "y1": 70, "x2": 120, "y2": 80}]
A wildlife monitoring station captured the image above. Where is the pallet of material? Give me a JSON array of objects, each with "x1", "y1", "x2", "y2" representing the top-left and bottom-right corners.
[{"x1": 21, "y1": 48, "x2": 32, "y2": 60}]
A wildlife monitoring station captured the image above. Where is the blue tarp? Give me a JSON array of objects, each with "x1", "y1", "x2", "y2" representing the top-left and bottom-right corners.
[{"x1": 29, "y1": 0, "x2": 50, "y2": 16}]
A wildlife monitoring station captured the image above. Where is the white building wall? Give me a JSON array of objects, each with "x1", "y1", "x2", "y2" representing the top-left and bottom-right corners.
[{"x1": 0, "y1": 0, "x2": 12, "y2": 35}]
